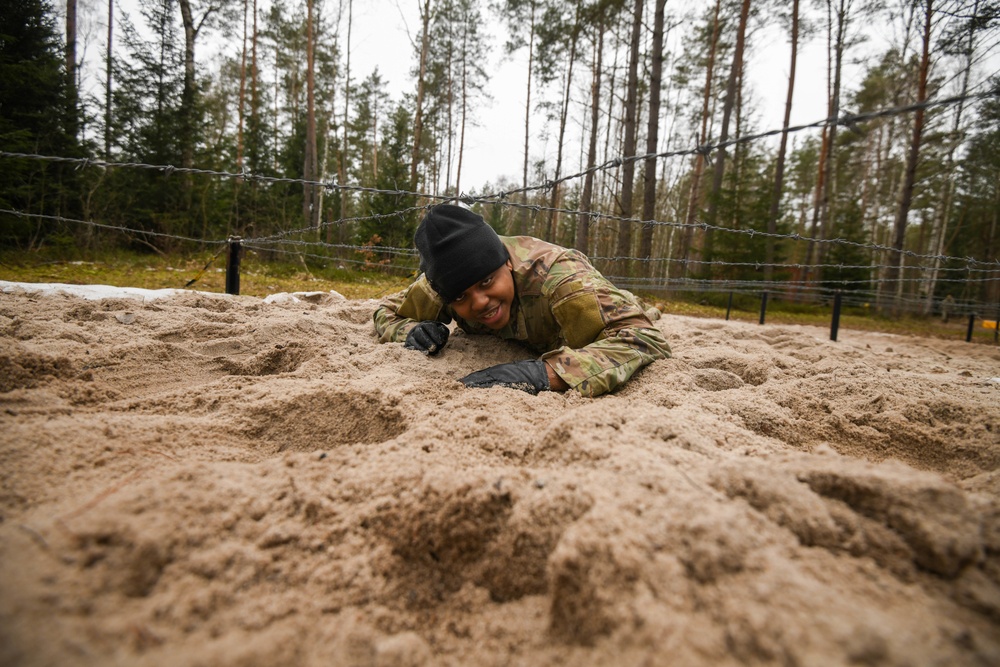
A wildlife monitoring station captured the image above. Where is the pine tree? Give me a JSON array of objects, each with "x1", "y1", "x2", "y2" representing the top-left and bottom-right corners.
[{"x1": 0, "y1": 0, "x2": 79, "y2": 247}]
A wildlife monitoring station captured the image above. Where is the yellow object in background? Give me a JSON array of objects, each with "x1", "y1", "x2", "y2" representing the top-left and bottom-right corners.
[{"x1": 984, "y1": 320, "x2": 998, "y2": 330}]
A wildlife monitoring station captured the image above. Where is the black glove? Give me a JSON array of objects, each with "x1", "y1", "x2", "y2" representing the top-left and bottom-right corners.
[
  {"x1": 404, "y1": 321, "x2": 450, "y2": 355},
  {"x1": 460, "y1": 360, "x2": 551, "y2": 395}
]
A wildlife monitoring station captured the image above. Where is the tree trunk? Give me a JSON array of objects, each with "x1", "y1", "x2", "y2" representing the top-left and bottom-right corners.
[
  {"x1": 66, "y1": 0, "x2": 78, "y2": 140},
  {"x1": 303, "y1": 0, "x2": 319, "y2": 230},
  {"x1": 178, "y1": 0, "x2": 199, "y2": 171},
  {"x1": 639, "y1": 0, "x2": 667, "y2": 267},
  {"x1": 104, "y1": 0, "x2": 113, "y2": 159},
  {"x1": 816, "y1": 0, "x2": 850, "y2": 273},
  {"x1": 455, "y1": 12, "x2": 468, "y2": 196},
  {"x1": 576, "y1": 14, "x2": 605, "y2": 254},
  {"x1": 923, "y1": 0, "x2": 979, "y2": 312},
  {"x1": 765, "y1": 0, "x2": 799, "y2": 283},
  {"x1": 237, "y1": 0, "x2": 248, "y2": 169},
  {"x1": 546, "y1": 2, "x2": 582, "y2": 242},
  {"x1": 677, "y1": 0, "x2": 722, "y2": 278},
  {"x1": 704, "y1": 0, "x2": 751, "y2": 267},
  {"x1": 519, "y1": 0, "x2": 536, "y2": 236},
  {"x1": 339, "y1": 0, "x2": 352, "y2": 231},
  {"x1": 885, "y1": 0, "x2": 933, "y2": 315},
  {"x1": 802, "y1": 0, "x2": 835, "y2": 291},
  {"x1": 615, "y1": 0, "x2": 644, "y2": 276},
  {"x1": 410, "y1": 0, "x2": 431, "y2": 191},
  {"x1": 445, "y1": 38, "x2": 455, "y2": 194}
]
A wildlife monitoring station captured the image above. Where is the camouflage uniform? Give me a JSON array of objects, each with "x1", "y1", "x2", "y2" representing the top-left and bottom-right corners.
[{"x1": 373, "y1": 235, "x2": 671, "y2": 397}]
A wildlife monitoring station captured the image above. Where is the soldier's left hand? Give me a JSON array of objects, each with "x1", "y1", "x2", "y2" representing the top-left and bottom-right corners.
[{"x1": 460, "y1": 360, "x2": 551, "y2": 395}]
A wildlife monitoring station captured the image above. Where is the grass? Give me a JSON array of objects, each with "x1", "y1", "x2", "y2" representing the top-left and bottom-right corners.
[
  {"x1": 0, "y1": 247, "x2": 411, "y2": 301},
  {"x1": 2, "y1": 247, "x2": 998, "y2": 346}
]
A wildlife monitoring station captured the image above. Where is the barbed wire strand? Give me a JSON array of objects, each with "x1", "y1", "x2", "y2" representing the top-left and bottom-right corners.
[
  {"x1": 4, "y1": 90, "x2": 999, "y2": 268},
  {"x1": 6, "y1": 207, "x2": 999, "y2": 284},
  {"x1": 0, "y1": 208, "x2": 226, "y2": 246}
]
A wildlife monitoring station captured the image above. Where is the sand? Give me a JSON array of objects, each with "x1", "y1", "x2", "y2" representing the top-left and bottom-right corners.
[{"x1": 1, "y1": 280, "x2": 999, "y2": 667}]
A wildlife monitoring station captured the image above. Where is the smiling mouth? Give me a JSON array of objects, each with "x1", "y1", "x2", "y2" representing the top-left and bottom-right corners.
[{"x1": 480, "y1": 304, "x2": 501, "y2": 322}]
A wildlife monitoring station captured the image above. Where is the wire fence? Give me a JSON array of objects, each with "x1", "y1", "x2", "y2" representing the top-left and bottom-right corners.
[{"x1": 2, "y1": 89, "x2": 999, "y2": 342}]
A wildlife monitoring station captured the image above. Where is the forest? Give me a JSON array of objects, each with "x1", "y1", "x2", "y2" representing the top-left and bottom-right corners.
[{"x1": 1, "y1": 0, "x2": 999, "y2": 315}]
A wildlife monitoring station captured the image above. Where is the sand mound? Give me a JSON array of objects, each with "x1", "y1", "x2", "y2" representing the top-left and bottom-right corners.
[{"x1": 1, "y1": 282, "x2": 999, "y2": 666}]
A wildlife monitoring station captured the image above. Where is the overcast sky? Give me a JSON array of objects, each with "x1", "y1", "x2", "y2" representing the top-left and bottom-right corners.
[{"x1": 77, "y1": 0, "x2": 997, "y2": 192}]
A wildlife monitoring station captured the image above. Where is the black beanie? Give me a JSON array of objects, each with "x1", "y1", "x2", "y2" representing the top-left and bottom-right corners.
[{"x1": 414, "y1": 204, "x2": 509, "y2": 303}]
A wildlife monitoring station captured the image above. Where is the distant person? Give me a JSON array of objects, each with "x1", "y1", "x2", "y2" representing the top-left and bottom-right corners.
[{"x1": 373, "y1": 203, "x2": 670, "y2": 397}]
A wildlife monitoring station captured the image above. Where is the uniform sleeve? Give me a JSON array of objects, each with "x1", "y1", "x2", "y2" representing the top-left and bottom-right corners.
[
  {"x1": 373, "y1": 275, "x2": 451, "y2": 343},
  {"x1": 539, "y1": 273, "x2": 670, "y2": 397}
]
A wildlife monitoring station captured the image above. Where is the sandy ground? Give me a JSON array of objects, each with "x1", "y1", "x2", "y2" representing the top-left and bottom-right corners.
[{"x1": 1, "y1": 280, "x2": 999, "y2": 667}]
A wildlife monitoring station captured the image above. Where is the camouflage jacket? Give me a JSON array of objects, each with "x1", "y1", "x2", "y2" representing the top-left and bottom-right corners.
[{"x1": 373, "y1": 235, "x2": 671, "y2": 397}]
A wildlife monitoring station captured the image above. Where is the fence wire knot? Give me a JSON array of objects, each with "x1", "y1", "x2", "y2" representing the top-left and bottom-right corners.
[{"x1": 839, "y1": 112, "x2": 864, "y2": 136}]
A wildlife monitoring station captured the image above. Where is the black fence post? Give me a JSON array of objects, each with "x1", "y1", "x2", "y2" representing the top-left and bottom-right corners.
[
  {"x1": 726, "y1": 291, "x2": 734, "y2": 320},
  {"x1": 759, "y1": 292, "x2": 768, "y2": 325},
  {"x1": 995, "y1": 302, "x2": 999, "y2": 345},
  {"x1": 226, "y1": 236, "x2": 242, "y2": 295},
  {"x1": 966, "y1": 313, "x2": 975, "y2": 343},
  {"x1": 831, "y1": 291, "x2": 842, "y2": 341}
]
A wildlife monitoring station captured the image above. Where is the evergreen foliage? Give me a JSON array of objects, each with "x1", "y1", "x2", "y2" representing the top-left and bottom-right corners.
[
  {"x1": 0, "y1": 0, "x2": 997, "y2": 310},
  {"x1": 0, "y1": 0, "x2": 79, "y2": 246}
]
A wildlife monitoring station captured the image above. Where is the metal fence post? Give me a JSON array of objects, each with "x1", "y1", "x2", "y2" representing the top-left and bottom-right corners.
[
  {"x1": 759, "y1": 291, "x2": 768, "y2": 325},
  {"x1": 831, "y1": 291, "x2": 842, "y2": 341},
  {"x1": 995, "y1": 301, "x2": 999, "y2": 345},
  {"x1": 726, "y1": 291, "x2": 734, "y2": 320},
  {"x1": 966, "y1": 313, "x2": 975, "y2": 343},
  {"x1": 226, "y1": 236, "x2": 242, "y2": 295}
]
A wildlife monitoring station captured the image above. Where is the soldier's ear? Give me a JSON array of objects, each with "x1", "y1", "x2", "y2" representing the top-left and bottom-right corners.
[{"x1": 505, "y1": 259, "x2": 513, "y2": 271}]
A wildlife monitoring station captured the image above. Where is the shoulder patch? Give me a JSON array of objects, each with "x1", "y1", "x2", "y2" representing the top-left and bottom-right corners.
[{"x1": 552, "y1": 289, "x2": 606, "y2": 349}]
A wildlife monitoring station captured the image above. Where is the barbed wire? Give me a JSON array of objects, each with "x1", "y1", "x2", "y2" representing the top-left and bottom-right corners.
[
  {"x1": 240, "y1": 243, "x2": 416, "y2": 275},
  {"x1": 3, "y1": 89, "x2": 999, "y2": 269},
  {"x1": 475, "y1": 90, "x2": 1000, "y2": 202},
  {"x1": 3, "y1": 89, "x2": 999, "y2": 288},
  {"x1": 0, "y1": 151, "x2": 446, "y2": 204},
  {"x1": 586, "y1": 254, "x2": 1000, "y2": 274},
  {"x1": 245, "y1": 205, "x2": 429, "y2": 244},
  {"x1": 5, "y1": 207, "x2": 998, "y2": 285},
  {"x1": 4, "y1": 206, "x2": 994, "y2": 316},
  {"x1": 454, "y1": 197, "x2": 1000, "y2": 269},
  {"x1": 248, "y1": 237, "x2": 419, "y2": 256},
  {"x1": 0, "y1": 208, "x2": 226, "y2": 246},
  {"x1": 609, "y1": 274, "x2": 1000, "y2": 289},
  {"x1": 615, "y1": 281, "x2": 989, "y2": 314}
]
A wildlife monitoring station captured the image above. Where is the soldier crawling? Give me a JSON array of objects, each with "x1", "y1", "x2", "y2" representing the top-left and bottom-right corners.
[{"x1": 372, "y1": 203, "x2": 671, "y2": 397}]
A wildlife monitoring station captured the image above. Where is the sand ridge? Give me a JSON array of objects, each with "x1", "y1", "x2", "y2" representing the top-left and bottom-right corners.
[{"x1": 1, "y1": 282, "x2": 999, "y2": 666}]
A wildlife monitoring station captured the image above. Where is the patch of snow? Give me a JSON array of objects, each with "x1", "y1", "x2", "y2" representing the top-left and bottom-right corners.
[{"x1": 0, "y1": 280, "x2": 215, "y2": 302}]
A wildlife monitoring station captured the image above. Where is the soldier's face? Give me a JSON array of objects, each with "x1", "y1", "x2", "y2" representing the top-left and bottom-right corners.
[{"x1": 450, "y1": 260, "x2": 515, "y2": 330}]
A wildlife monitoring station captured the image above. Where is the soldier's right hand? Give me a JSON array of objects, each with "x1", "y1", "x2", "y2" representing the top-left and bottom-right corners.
[{"x1": 403, "y1": 321, "x2": 450, "y2": 356}]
